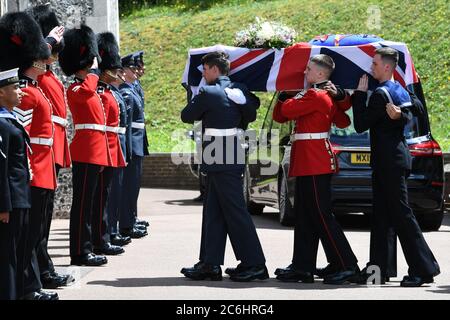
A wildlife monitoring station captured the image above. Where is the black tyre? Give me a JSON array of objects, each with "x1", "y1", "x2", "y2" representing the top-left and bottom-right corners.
[
  {"x1": 243, "y1": 166, "x2": 264, "y2": 215},
  {"x1": 278, "y1": 172, "x2": 295, "y2": 226}
]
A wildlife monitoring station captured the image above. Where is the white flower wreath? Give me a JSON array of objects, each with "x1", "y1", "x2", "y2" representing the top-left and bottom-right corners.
[{"x1": 234, "y1": 17, "x2": 297, "y2": 49}]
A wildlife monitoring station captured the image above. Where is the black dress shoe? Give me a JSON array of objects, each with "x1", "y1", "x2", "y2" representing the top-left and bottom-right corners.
[
  {"x1": 135, "y1": 219, "x2": 150, "y2": 227},
  {"x1": 274, "y1": 264, "x2": 295, "y2": 276},
  {"x1": 134, "y1": 223, "x2": 147, "y2": 231},
  {"x1": 94, "y1": 243, "x2": 125, "y2": 255},
  {"x1": 400, "y1": 275, "x2": 434, "y2": 287},
  {"x1": 181, "y1": 261, "x2": 205, "y2": 275},
  {"x1": 225, "y1": 263, "x2": 246, "y2": 277},
  {"x1": 230, "y1": 265, "x2": 269, "y2": 282},
  {"x1": 315, "y1": 264, "x2": 340, "y2": 279},
  {"x1": 22, "y1": 290, "x2": 59, "y2": 301},
  {"x1": 41, "y1": 272, "x2": 73, "y2": 289},
  {"x1": 323, "y1": 267, "x2": 361, "y2": 285},
  {"x1": 184, "y1": 263, "x2": 222, "y2": 281},
  {"x1": 70, "y1": 253, "x2": 108, "y2": 266},
  {"x1": 120, "y1": 227, "x2": 148, "y2": 238},
  {"x1": 111, "y1": 234, "x2": 132, "y2": 246},
  {"x1": 275, "y1": 268, "x2": 314, "y2": 283}
]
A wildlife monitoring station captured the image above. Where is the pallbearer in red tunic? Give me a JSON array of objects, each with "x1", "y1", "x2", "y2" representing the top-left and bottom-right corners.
[
  {"x1": 28, "y1": 3, "x2": 73, "y2": 289},
  {"x1": 59, "y1": 25, "x2": 109, "y2": 267},
  {"x1": 0, "y1": 11, "x2": 59, "y2": 300},
  {"x1": 273, "y1": 54, "x2": 360, "y2": 285},
  {"x1": 90, "y1": 32, "x2": 127, "y2": 256}
]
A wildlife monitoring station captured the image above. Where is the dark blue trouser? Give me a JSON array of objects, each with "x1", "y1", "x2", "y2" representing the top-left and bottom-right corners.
[
  {"x1": 370, "y1": 169, "x2": 440, "y2": 277},
  {"x1": 0, "y1": 209, "x2": 27, "y2": 300},
  {"x1": 119, "y1": 156, "x2": 142, "y2": 230},
  {"x1": 203, "y1": 170, "x2": 265, "y2": 266},
  {"x1": 107, "y1": 168, "x2": 124, "y2": 235}
]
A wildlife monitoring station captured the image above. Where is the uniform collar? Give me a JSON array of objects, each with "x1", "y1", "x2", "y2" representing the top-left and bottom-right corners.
[
  {"x1": 19, "y1": 75, "x2": 38, "y2": 87},
  {"x1": 98, "y1": 81, "x2": 111, "y2": 91},
  {"x1": 312, "y1": 80, "x2": 329, "y2": 89}
]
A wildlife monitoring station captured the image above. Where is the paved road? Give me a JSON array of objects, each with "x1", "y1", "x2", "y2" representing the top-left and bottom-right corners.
[{"x1": 50, "y1": 188, "x2": 450, "y2": 300}]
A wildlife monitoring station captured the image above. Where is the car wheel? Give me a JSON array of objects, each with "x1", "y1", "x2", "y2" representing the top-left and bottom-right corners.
[
  {"x1": 417, "y1": 210, "x2": 444, "y2": 231},
  {"x1": 243, "y1": 166, "x2": 264, "y2": 215},
  {"x1": 278, "y1": 172, "x2": 295, "y2": 226}
]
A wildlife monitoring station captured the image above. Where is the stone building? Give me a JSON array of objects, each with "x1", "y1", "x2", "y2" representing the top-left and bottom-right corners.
[{"x1": 1, "y1": 0, "x2": 120, "y2": 218}]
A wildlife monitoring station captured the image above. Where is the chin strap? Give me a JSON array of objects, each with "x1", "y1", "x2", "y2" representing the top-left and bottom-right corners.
[{"x1": 32, "y1": 61, "x2": 47, "y2": 72}]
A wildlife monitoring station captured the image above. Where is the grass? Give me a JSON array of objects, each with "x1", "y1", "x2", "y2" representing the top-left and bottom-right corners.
[{"x1": 120, "y1": 0, "x2": 450, "y2": 152}]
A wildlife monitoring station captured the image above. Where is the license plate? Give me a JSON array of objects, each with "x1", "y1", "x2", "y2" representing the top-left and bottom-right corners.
[{"x1": 350, "y1": 153, "x2": 370, "y2": 164}]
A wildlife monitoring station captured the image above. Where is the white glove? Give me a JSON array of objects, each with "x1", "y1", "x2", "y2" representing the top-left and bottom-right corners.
[{"x1": 225, "y1": 87, "x2": 247, "y2": 105}]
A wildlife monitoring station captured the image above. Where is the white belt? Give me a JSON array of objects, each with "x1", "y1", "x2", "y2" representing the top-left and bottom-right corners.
[
  {"x1": 291, "y1": 132, "x2": 329, "y2": 141},
  {"x1": 75, "y1": 124, "x2": 106, "y2": 132},
  {"x1": 132, "y1": 122, "x2": 145, "y2": 130},
  {"x1": 52, "y1": 115, "x2": 68, "y2": 127},
  {"x1": 30, "y1": 137, "x2": 53, "y2": 146},
  {"x1": 204, "y1": 128, "x2": 240, "y2": 136},
  {"x1": 106, "y1": 126, "x2": 126, "y2": 134}
]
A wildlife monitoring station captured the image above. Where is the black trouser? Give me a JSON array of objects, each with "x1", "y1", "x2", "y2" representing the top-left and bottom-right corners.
[
  {"x1": 370, "y1": 169, "x2": 440, "y2": 277},
  {"x1": 24, "y1": 187, "x2": 51, "y2": 295},
  {"x1": 0, "y1": 209, "x2": 28, "y2": 300},
  {"x1": 69, "y1": 162, "x2": 102, "y2": 258},
  {"x1": 37, "y1": 166, "x2": 61, "y2": 278},
  {"x1": 203, "y1": 170, "x2": 265, "y2": 266},
  {"x1": 91, "y1": 167, "x2": 114, "y2": 248},
  {"x1": 292, "y1": 174, "x2": 358, "y2": 272},
  {"x1": 107, "y1": 168, "x2": 124, "y2": 236},
  {"x1": 119, "y1": 156, "x2": 142, "y2": 229}
]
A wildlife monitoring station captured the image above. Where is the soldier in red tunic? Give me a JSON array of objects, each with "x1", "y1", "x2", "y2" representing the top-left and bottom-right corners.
[
  {"x1": 59, "y1": 25, "x2": 110, "y2": 267},
  {"x1": 90, "y1": 32, "x2": 127, "y2": 256},
  {"x1": 28, "y1": 4, "x2": 73, "y2": 289},
  {"x1": 0, "y1": 11, "x2": 59, "y2": 300},
  {"x1": 273, "y1": 54, "x2": 360, "y2": 285}
]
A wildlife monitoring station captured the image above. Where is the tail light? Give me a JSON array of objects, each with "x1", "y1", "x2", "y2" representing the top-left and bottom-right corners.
[{"x1": 409, "y1": 140, "x2": 442, "y2": 157}]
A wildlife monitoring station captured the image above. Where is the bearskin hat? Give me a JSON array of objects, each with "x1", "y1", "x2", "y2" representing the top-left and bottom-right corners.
[
  {"x1": 59, "y1": 25, "x2": 101, "y2": 76},
  {"x1": 0, "y1": 12, "x2": 51, "y2": 71},
  {"x1": 26, "y1": 4, "x2": 65, "y2": 54},
  {"x1": 97, "y1": 32, "x2": 122, "y2": 71}
]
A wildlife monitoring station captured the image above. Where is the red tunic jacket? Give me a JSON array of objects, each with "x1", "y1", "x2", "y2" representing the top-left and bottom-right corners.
[
  {"x1": 97, "y1": 83, "x2": 126, "y2": 168},
  {"x1": 67, "y1": 74, "x2": 111, "y2": 166},
  {"x1": 13, "y1": 78, "x2": 57, "y2": 190},
  {"x1": 38, "y1": 70, "x2": 71, "y2": 168},
  {"x1": 273, "y1": 89, "x2": 351, "y2": 177}
]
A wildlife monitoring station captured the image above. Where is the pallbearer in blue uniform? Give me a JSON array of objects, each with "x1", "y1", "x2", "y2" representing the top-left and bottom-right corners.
[
  {"x1": 180, "y1": 51, "x2": 268, "y2": 282},
  {"x1": 352, "y1": 47, "x2": 440, "y2": 287},
  {"x1": 118, "y1": 54, "x2": 148, "y2": 238}
]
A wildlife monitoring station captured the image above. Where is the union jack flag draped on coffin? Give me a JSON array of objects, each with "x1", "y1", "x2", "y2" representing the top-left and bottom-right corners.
[{"x1": 182, "y1": 36, "x2": 419, "y2": 97}]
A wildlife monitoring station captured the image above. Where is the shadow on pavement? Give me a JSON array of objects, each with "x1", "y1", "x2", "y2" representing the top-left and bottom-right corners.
[
  {"x1": 87, "y1": 277, "x2": 437, "y2": 292},
  {"x1": 427, "y1": 286, "x2": 450, "y2": 294}
]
